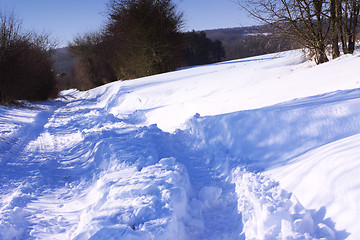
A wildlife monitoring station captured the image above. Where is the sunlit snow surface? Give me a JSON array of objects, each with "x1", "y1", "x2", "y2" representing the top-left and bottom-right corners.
[{"x1": 1, "y1": 50, "x2": 360, "y2": 239}]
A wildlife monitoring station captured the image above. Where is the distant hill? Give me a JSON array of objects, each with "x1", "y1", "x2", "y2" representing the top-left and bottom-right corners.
[
  {"x1": 52, "y1": 47, "x2": 74, "y2": 77},
  {"x1": 203, "y1": 26, "x2": 296, "y2": 60},
  {"x1": 204, "y1": 26, "x2": 261, "y2": 42},
  {"x1": 52, "y1": 47, "x2": 75, "y2": 90}
]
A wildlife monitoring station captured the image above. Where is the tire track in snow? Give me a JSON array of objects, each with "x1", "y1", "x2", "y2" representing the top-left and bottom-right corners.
[
  {"x1": 0, "y1": 100, "x2": 68, "y2": 238},
  {"x1": 172, "y1": 148, "x2": 244, "y2": 239},
  {"x1": 0, "y1": 85, "x2": 349, "y2": 239},
  {"x1": 171, "y1": 127, "x2": 347, "y2": 239},
  {"x1": 0, "y1": 101, "x2": 66, "y2": 185},
  {"x1": 126, "y1": 127, "x2": 245, "y2": 239},
  {"x1": 0, "y1": 90, "x2": 193, "y2": 239}
]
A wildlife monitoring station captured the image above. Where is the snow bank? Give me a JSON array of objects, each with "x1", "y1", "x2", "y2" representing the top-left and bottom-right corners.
[
  {"x1": 232, "y1": 168, "x2": 341, "y2": 239},
  {"x1": 183, "y1": 87, "x2": 360, "y2": 238},
  {"x1": 185, "y1": 88, "x2": 360, "y2": 169},
  {"x1": 1, "y1": 49, "x2": 360, "y2": 239},
  {"x1": 107, "y1": 50, "x2": 360, "y2": 132},
  {"x1": 268, "y1": 133, "x2": 360, "y2": 239}
]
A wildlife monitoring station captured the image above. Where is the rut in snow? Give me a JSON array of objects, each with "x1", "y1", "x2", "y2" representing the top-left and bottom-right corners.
[
  {"x1": 0, "y1": 89, "x2": 346, "y2": 240},
  {"x1": 171, "y1": 128, "x2": 344, "y2": 240},
  {"x1": 0, "y1": 94, "x2": 243, "y2": 239},
  {"x1": 162, "y1": 131, "x2": 244, "y2": 239}
]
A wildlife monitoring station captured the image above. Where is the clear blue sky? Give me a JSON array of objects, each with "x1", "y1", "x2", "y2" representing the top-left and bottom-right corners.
[{"x1": 0, "y1": 0, "x2": 252, "y2": 47}]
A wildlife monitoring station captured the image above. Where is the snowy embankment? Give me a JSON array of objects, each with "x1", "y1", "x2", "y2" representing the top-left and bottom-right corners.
[{"x1": 1, "y1": 50, "x2": 360, "y2": 239}]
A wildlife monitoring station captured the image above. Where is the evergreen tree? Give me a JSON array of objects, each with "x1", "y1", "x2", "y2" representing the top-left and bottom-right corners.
[
  {"x1": 183, "y1": 31, "x2": 225, "y2": 66},
  {"x1": 211, "y1": 40, "x2": 225, "y2": 63}
]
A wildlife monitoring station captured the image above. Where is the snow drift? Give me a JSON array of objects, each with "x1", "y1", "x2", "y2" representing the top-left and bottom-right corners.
[{"x1": 1, "y1": 49, "x2": 360, "y2": 239}]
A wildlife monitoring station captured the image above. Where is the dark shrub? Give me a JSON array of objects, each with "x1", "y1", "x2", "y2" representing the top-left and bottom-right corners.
[
  {"x1": 0, "y1": 12, "x2": 58, "y2": 104},
  {"x1": 69, "y1": 32, "x2": 117, "y2": 90},
  {"x1": 105, "y1": 0, "x2": 185, "y2": 79}
]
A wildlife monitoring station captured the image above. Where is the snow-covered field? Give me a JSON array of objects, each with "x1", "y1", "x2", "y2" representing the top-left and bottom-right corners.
[{"x1": 1, "y1": 49, "x2": 360, "y2": 239}]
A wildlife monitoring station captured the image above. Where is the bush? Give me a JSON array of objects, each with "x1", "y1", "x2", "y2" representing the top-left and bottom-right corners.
[
  {"x1": 0, "y1": 12, "x2": 58, "y2": 104},
  {"x1": 69, "y1": 32, "x2": 116, "y2": 90},
  {"x1": 105, "y1": 0, "x2": 185, "y2": 79},
  {"x1": 183, "y1": 31, "x2": 225, "y2": 66},
  {"x1": 69, "y1": 0, "x2": 185, "y2": 87}
]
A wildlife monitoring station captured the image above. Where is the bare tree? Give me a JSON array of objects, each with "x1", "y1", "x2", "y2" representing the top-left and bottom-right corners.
[
  {"x1": 237, "y1": 0, "x2": 331, "y2": 64},
  {"x1": 330, "y1": 0, "x2": 340, "y2": 58},
  {"x1": 0, "y1": 11, "x2": 58, "y2": 104},
  {"x1": 69, "y1": 32, "x2": 116, "y2": 90},
  {"x1": 0, "y1": 11, "x2": 21, "y2": 61},
  {"x1": 338, "y1": 0, "x2": 360, "y2": 54}
]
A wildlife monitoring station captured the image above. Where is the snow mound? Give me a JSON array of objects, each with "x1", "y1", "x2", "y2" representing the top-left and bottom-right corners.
[
  {"x1": 232, "y1": 168, "x2": 340, "y2": 239},
  {"x1": 269, "y1": 133, "x2": 360, "y2": 239}
]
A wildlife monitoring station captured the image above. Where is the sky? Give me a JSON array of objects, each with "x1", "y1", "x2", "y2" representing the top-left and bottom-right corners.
[{"x1": 0, "y1": 0, "x2": 252, "y2": 47}]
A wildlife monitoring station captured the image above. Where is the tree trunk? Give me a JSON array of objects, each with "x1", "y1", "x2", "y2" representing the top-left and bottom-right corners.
[
  {"x1": 330, "y1": 0, "x2": 340, "y2": 59},
  {"x1": 348, "y1": 1, "x2": 359, "y2": 53},
  {"x1": 313, "y1": 0, "x2": 328, "y2": 64},
  {"x1": 316, "y1": 45, "x2": 329, "y2": 64},
  {"x1": 340, "y1": 0, "x2": 350, "y2": 54}
]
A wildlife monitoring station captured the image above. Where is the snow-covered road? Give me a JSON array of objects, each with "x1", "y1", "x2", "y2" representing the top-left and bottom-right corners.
[
  {"x1": 0, "y1": 95, "x2": 340, "y2": 239},
  {"x1": 1, "y1": 50, "x2": 360, "y2": 239}
]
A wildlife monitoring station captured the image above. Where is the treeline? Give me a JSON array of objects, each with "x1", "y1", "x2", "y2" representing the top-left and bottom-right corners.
[
  {"x1": 0, "y1": 12, "x2": 58, "y2": 105},
  {"x1": 2, "y1": 0, "x2": 359, "y2": 103},
  {"x1": 205, "y1": 27, "x2": 297, "y2": 60},
  {"x1": 1, "y1": 0, "x2": 226, "y2": 103},
  {"x1": 67, "y1": 0, "x2": 226, "y2": 90},
  {"x1": 238, "y1": 0, "x2": 360, "y2": 64}
]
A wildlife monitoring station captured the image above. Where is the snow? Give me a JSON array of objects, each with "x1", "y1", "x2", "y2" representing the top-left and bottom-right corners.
[
  {"x1": 1, "y1": 49, "x2": 360, "y2": 239},
  {"x1": 268, "y1": 133, "x2": 360, "y2": 238}
]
